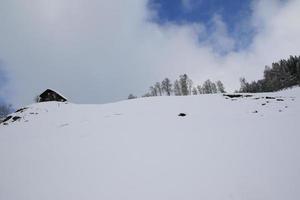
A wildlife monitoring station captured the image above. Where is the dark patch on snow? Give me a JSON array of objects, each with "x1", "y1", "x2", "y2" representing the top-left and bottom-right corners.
[
  {"x1": 29, "y1": 112, "x2": 39, "y2": 115},
  {"x1": 178, "y1": 113, "x2": 187, "y2": 117},
  {"x1": 0, "y1": 115, "x2": 22, "y2": 125},
  {"x1": 262, "y1": 103, "x2": 266, "y2": 106},
  {"x1": 59, "y1": 123, "x2": 69, "y2": 128},
  {"x1": 224, "y1": 94, "x2": 253, "y2": 99},
  {"x1": 224, "y1": 94, "x2": 242, "y2": 98},
  {"x1": 1, "y1": 116, "x2": 22, "y2": 124},
  {"x1": 2, "y1": 115, "x2": 12, "y2": 123},
  {"x1": 252, "y1": 110, "x2": 258, "y2": 113},
  {"x1": 266, "y1": 96, "x2": 275, "y2": 99},
  {"x1": 12, "y1": 116, "x2": 21, "y2": 122},
  {"x1": 15, "y1": 107, "x2": 28, "y2": 113},
  {"x1": 276, "y1": 99, "x2": 284, "y2": 101}
]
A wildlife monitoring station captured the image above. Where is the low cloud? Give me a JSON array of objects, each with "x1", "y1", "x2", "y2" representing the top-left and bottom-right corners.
[
  {"x1": 0, "y1": 0, "x2": 299, "y2": 107},
  {"x1": 0, "y1": 61, "x2": 10, "y2": 104},
  {"x1": 204, "y1": 14, "x2": 236, "y2": 53}
]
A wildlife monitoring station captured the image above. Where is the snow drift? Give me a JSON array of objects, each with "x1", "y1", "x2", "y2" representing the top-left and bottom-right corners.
[{"x1": 0, "y1": 88, "x2": 299, "y2": 200}]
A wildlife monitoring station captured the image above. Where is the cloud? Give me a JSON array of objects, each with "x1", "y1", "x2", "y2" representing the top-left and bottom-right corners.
[
  {"x1": 181, "y1": 0, "x2": 204, "y2": 12},
  {"x1": 203, "y1": 14, "x2": 236, "y2": 53},
  {"x1": 181, "y1": 0, "x2": 203, "y2": 12},
  {"x1": 181, "y1": 0, "x2": 194, "y2": 11},
  {"x1": 0, "y1": 0, "x2": 299, "y2": 107},
  {"x1": 0, "y1": 61, "x2": 11, "y2": 104}
]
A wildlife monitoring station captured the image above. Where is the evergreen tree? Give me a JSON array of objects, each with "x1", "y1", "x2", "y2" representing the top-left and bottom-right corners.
[{"x1": 239, "y1": 55, "x2": 300, "y2": 92}]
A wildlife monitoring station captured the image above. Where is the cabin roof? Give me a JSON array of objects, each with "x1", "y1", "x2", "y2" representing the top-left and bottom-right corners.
[{"x1": 39, "y1": 89, "x2": 68, "y2": 101}]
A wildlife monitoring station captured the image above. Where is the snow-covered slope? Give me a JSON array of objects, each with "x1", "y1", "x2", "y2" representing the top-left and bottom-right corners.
[{"x1": 1, "y1": 88, "x2": 299, "y2": 200}]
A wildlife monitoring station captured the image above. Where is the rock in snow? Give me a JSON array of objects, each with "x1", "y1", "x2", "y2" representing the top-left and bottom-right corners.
[{"x1": 0, "y1": 88, "x2": 299, "y2": 200}]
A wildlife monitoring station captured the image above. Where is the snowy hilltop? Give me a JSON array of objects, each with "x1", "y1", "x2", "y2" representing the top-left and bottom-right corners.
[{"x1": 0, "y1": 88, "x2": 299, "y2": 200}]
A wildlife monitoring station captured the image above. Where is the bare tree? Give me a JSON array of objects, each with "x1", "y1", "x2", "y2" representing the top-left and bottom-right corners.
[
  {"x1": 211, "y1": 82, "x2": 218, "y2": 93},
  {"x1": 155, "y1": 82, "x2": 162, "y2": 96},
  {"x1": 192, "y1": 87, "x2": 198, "y2": 95},
  {"x1": 187, "y1": 78, "x2": 193, "y2": 95},
  {"x1": 150, "y1": 86, "x2": 158, "y2": 96},
  {"x1": 174, "y1": 80, "x2": 181, "y2": 96},
  {"x1": 202, "y1": 79, "x2": 213, "y2": 94},
  {"x1": 216, "y1": 80, "x2": 226, "y2": 93},
  {"x1": 197, "y1": 85, "x2": 203, "y2": 94},
  {"x1": 179, "y1": 74, "x2": 190, "y2": 95},
  {"x1": 161, "y1": 78, "x2": 172, "y2": 96}
]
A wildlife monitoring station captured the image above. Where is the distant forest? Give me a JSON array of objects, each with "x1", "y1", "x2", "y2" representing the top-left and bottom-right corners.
[
  {"x1": 239, "y1": 55, "x2": 300, "y2": 93},
  {"x1": 128, "y1": 75, "x2": 226, "y2": 99},
  {"x1": 129, "y1": 55, "x2": 300, "y2": 99}
]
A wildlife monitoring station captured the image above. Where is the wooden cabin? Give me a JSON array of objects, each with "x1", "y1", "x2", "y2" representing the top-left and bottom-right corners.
[{"x1": 37, "y1": 89, "x2": 67, "y2": 102}]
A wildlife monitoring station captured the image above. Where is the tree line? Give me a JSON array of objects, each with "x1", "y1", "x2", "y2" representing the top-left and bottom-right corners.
[
  {"x1": 128, "y1": 74, "x2": 226, "y2": 99},
  {"x1": 128, "y1": 55, "x2": 300, "y2": 99},
  {"x1": 239, "y1": 55, "x2": 300, "y2": 93}
]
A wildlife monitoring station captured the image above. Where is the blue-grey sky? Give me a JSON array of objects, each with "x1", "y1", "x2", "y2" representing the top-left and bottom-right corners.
[
  {"x1": 0, "y1": 0, "x2": 300, "y2": 107},
  {"x1": 149, "y1": 0, "x2": 254, "y2": 51}
]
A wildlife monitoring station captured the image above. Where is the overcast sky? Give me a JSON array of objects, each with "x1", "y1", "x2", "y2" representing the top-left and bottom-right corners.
[{"x1": 0, "y1": 0, "x2": 300, "y2": 107}]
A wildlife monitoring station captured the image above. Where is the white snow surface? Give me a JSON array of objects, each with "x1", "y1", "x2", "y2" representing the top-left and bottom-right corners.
[{"x1": 1, "y1": 88, "x2": 299, "y2": 200}]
